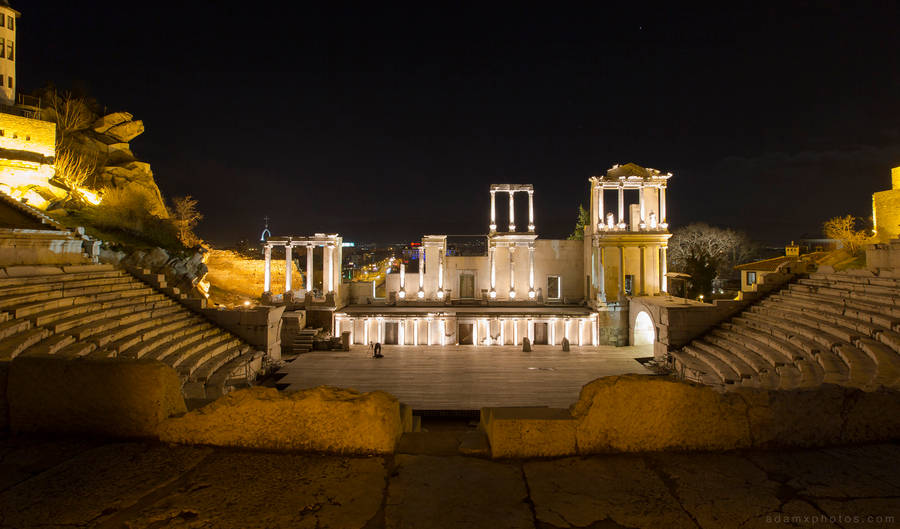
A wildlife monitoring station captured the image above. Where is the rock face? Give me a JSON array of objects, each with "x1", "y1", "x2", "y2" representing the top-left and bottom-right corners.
[
  {"x1": 84, "y1": 112, "x2": 167, "y2": 216},
  {"x1": 158, "y1": 386, "x2": 405, "y2": 454},
  {"x1": 7, "y1": 356, "x2": 187, "y2": 438},
  {"x1": 118, "y1": 246, "x2": 209, "y2": 299}
]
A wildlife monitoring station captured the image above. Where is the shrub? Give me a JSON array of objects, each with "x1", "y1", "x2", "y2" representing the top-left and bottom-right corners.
[{"x1": 84, "y1": 186, "x2": 183, "y2": 249}]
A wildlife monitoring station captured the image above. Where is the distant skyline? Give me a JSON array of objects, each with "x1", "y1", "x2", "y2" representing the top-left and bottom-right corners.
[{"x1": 22, "y1": 3, "x2": 900, "y2": 246}]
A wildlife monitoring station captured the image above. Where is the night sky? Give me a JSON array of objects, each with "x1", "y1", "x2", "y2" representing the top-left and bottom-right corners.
[{"x1": 22, "y1": 3, "x2": 900, "y2": 246}]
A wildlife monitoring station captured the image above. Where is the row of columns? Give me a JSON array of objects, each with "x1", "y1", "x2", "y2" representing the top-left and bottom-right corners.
[
  {"x1": 592, "y1": 184, "x2": 667, "y2": 231},
  {"x1": 335, "y1": 316, "x2": 599, "y2": 346},
  {"x1": 593, "y1": 244, "x2": 667, "y2": 302},
  {"x1": 263, "y1": 243, "x2": 335, "y2": 294},
  {"x1": 490, "y1": 189, "x2": 535, "y2": 233},
  {"x1": 486, "y1": 243, "x2": 536, "y2": 299}
]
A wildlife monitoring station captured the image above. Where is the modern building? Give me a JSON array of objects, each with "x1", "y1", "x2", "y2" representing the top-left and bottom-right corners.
[{"x1": 262, "y1": 163, "x2": 674, "y2": 346}]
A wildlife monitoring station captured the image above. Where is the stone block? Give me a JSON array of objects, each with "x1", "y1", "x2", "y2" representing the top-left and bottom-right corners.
[
  {"x1": 481, "y1": 406, "x2": 577, "y2": 458},
  {"x1": 735, "y1": 385, "x2": 846, "y2": 448},
  {"x1": 158, "y1": 386, "x2": 404, "y2": 454},
  {"x1": 572, "y1": 375, "x2": 751, "y2": 453},
  {"x1": 92, "y1": 111, "x2": 133, "y2": 133},
  {"x1": 8, "y1": 357, "x2": 186, "y2": 438},
  {"x1": 841, "y1": 387, "x2": 900, "y2": 443}
]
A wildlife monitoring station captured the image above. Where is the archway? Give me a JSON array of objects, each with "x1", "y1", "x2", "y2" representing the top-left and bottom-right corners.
[{"x1": 632, "y1": 310, "x2": 655, "y2": 346}]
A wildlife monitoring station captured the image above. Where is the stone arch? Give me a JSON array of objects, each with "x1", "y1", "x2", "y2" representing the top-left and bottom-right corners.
[{"x1": 632, "y1": 310, "x2": 655, "y2": 346}]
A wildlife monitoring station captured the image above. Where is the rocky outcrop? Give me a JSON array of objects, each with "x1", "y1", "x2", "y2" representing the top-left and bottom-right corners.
[{"x1": 109, "y1": 246, "x2": 210, "y2": 299}]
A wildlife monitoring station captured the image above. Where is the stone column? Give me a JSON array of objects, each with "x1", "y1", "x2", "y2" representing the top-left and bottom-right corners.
[
  {"x1": 660, "y1": 186, "x2": 667, "y2": 225},
  {"x1": 399, "y1": 320, "x2": 404, "y2": 346},
  {"x1": 617, "y1": 186, "x2": 625, "y2": 226},
  {"x1": 325, "y1": 244, "x2": 333, "y2": 292},
  {"x1": 660, "y1": 246, "x2": 668, "y2": 293},
  {"x1": 489, "y1": 245, "x2": 496, "y2": 291},
  {"x1": 618, "y1": 245, "x2": 625, "y2": 300},
  {"x1": 438, "y1": 250, "x2": 444, "y2": 291},
  {"x1": 400, "y1": 262, "x2": 405, "y2": 291},
  {"x1": 597, "y1": 186, "x2": 604, "y2": 229},
  {"x1": 418, "y1": 247, "x2": 425, "y2": 290},
  {"x1": 639, "y1": 245, "x2": 646, "y2": 295},
  {"x1": 509, "y1": 246, "x2": 516, "y2": 297},
  {"x1": 499, "y1": 319, "x2": 505, "y2": 345},
  {"x1": 284, "y1": 244, "x2": 292, "y2": 293},
  {"x1": 528, "y1": 244, "x2": 535, "y2": 295},
  {"x1": 490, "y1": 190, "x2": 497, "y2": 232},
  {"x1": 528, "y1": 319, "x2": 534, "y2": 343},
  {"x1": 263, "y1": 244, "x2": 272, "y2": 292},
  {"x1": 306, "y1": 245, "x2": 313, "y2": 291},
  {"x1": 639, "y1": 185, "x2": 646, "y2": 224},
  {"x1": 413, "y1": 318, "x2": 419, "y2": 345},
  {"x1": 528, "y1": 190, "x2": 535, "y2": 232},
  {"x1": 509, "y1": 192, "x2": 516, "y2": 232},
  {"x1": 578, "y1": 319, "x2": 584, "y2": 346},
  {"x1": 598, "y1": 245, "x2": 606, "y2": 301}
]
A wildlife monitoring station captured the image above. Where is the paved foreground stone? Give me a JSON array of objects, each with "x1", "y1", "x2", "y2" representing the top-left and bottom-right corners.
[{"x1": 0, "y1": 435, "x2": 898, "y2": 528}]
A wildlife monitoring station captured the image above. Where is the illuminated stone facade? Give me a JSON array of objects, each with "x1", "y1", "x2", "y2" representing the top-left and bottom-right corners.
[
  {"x1": 873, "y1": 166, "x2": 900, "y2": 243},
  {"x1": 0, "y1": 2, "x2": 17, "y2": 105}
]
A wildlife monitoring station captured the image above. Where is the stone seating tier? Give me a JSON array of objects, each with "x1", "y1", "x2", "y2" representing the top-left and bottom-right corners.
[
  {"x1": 672, "y1": 270, "x2": 900, "y2": 391},
  {"x1": 0, "y1": 264, "x2": 265, "y2": 399}
]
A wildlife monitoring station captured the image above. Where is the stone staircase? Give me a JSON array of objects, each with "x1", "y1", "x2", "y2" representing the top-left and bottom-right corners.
[
  {"x1": 671, "y1": 270, "x2": 900, "y2": 391},
  {"x1": 293, "y1": 328, "x2": 319, "y2": 354},
  {"x1": 0, "y1": 264, "x2": 265, "y2": 400}
]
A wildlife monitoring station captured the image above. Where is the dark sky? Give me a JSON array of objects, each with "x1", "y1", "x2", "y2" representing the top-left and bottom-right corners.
[{"x1": 21, "y1": 2, "x2": 900, "y2": 246}]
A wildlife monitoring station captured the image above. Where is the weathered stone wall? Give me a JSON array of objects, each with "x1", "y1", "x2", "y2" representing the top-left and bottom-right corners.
[
  {"x1": 874, "y1": 186, "x2": 900, "y2": 243},
  {"x1": 596, "y1": 304, "x2": 627, "y2": 346},
  {"x1": 481, "y1": 374, "x2": 900, "y2": 458},
  {"x1": 7, "y1": 356, "x2": 186, "y2": 438},
  {"x1": 158, "y1": 386, "x2": 405, "y2": 454},
  {"x1": 0, "y1": 113, "x2": 56, "y2": 158},
  {"x1": 202, "y1": 305, "x2": 284, "y2": 362}
]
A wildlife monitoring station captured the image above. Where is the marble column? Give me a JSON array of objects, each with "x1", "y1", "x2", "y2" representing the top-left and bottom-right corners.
[
  {"x1": 284, "y1": 244, "x2": 292, "y2": 293},
  {"x1": 490, "y1": 191, "x2": 497, "y2": 231},
  {"x1": 489, "y1": 245, "x2": 496, "y2": 293},
  {"x1": 509, "y1": 246, "x2": 516, "y2": 297},
  {"x1": 528, "y1": 244, "x2": 535, "y2": 295},
  {"x1": 597, "y1": 187, "x2": 604, "y2": 229},
  {"x1": 418, "y1": 246, "x2": 425, "y2": 292},
  {"x1": 598, "y1": 245, "x2": 605, "y2": 301},
  {"x1": 509, "y1": 192, "x2": 516, "y2": 232},
  {"x1": 660, "y1": 246, "x2": 668, "y2": 293},
  {"x1": 639, "y1": 185, "x2": 646, "y2": 224},
  {"x1": 325, "y1": 244, "x2": 333, "y2": 292},
  {"x1": 528, "y1": 190, "x2": 535, "y2": 232},
  {"x1": 306, "y1": 245, "x2": 313, "y2": 291},
  {"x1": 660, "y1": 186, "x2": 667, "y2": 225},
  {"x1": 413, "y1": 318, "x2": 419, "y2": 345},
  {"x1": 618, "y1": 186, "x2": 625, "y2": 226},
  {"x1": 263, "y1": 244, "x2": 272, "y2": 292},
  {"x1": 618, "y1": 245, "x2": 625, "y2": 300}
]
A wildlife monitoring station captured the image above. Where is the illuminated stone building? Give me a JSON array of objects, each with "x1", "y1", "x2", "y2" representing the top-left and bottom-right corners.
[
  {"x1": 873, "y1": 166, "x2": 900, "y2": 243},
  {"x1": 259, "y1": 162, "x2": 675, "y2": 347}
]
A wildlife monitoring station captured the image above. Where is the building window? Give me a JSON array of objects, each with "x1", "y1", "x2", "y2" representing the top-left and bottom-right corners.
[
  {"x1": 7, "y1": 16, "x2": 12, "y2": 30},
  {"x1": 0, "y1": 14, "x2": 4, "y2": 28},
  {"x1": 547, "y1": 276, "x2": 561, "y2": 300},
  {"x1": 0, "y1": 38, "x2": 5, "y2": 59},
  {"x1": 6, "y1": 76, "x2": 10, "y2": 89},
  {"x1": 746, "y1": 272, "x2": 757, "y2": 286},
  {"x1": 7, "y1": 41, "x2": 12, "y2": 61},
  {"x1": 624, "y1": 275, "x2": 634, "y2": 295},
  {"x1": 0, "y1": 75, "x2": 3, "y2": 87}
]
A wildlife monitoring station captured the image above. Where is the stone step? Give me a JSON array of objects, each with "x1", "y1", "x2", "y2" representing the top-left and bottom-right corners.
[
  {"x1": 855, "y1": 337, "x2": 900, "y2": 388},
  {"x1": 704, "y1": 333, "x2": 774, "y2": 373},
  {"x1": 45, "y1": 298, "x2": 174, "y2": 334},
  {"x1": 31, "y1": 292, "x2": 169, "y2": 328},
  {"x1": 795, "y1": 359, "x2": 825, "y2": 387},
  {"x1": 0, "y1": 280, "x2": 146, "y2": 311},
  {"x1": 792, "y1": 281, "x2": 899, "y2": 308},
  {"x1": 104, "y1": 313, "x2": 200, "y2": 355},
  {"x1": 10, "y1": 285, "x2": 157, "y2": 319},
  {"x1": 715, "y1": 325, "x2": 795, "y2": 365},
  {"x1": 156, "y1": 331, "x2": 231, "y2": 366},
  {"x1": 54, "y1": 341, "x2": 96, "y2": 358},
  {"x1": 784, "y1": 288, "x2": 900, "y2": 321},
  {"x1": 19, "y1": 333, "x2": 76, "y2": 357},
  {"x1": 0, "y1": 327, "x2": 52, "y2": 361},
  {"x1": 204, "y1": 350, "x2": 264, "y2": 399},
  {"x1": 757, "y1": 303, "x2": 860, "y2": 345},
  {"x1": 692, "y1": 339, "x2": 756, "y2": 379},
  {"x1": 683, "y1": 344, "x2": 739, "y2": 384},
  {"x1": 189, "y1": 345, "x2": 250, "y2": 384},
  {"x1": 833, "y1": 344, "x2": 877, "y2": 388},
  {"x1": 0, "y1": 275, "x2": 135, "y2": 298},
  {"x1": 774, "y1": 364, "x2": 803, "y2": 389},
  {"x1": 771, "y1": 294, "x2": 893, "y2": 337},
  {"x1": 119, "y1": 320, "x2": 215, "y2": 359},
  {"x1": 0, "y1": 317, "x2": 31, "y2": 340},
  {"x1": 0, "y1": 268, "x2": 122, "y2": 288},
  {"x1": 670, "y1": 349, "x2": 720, "y2": 385},
  {"x1": 802, "y1": 276, "x2": 900, "y2": 296},
  {"x1": 87, "y1": 306, "x2": 184, "y2": 349},
  {"x1": 175, "y1": 338, "x2": 243, "y2": 378}
]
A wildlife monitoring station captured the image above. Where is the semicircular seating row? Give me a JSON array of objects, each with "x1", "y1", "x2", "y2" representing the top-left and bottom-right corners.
[
  {"x1": 0, "y1": 264, "x2": 263, "y2": 400},
  {"x1": 671, "y1": 271, "x2": 900, "y2": 391}
]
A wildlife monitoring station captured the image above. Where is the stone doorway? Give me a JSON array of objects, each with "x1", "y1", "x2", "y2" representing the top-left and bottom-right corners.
[
  {"x1": 533, "y1": 322, "x2": 548, "y2": 345},
  {"x1": 384, "y1": 322, "x2": 399, "y2": 345},
  {"x1": 458, "y1": 323, "x2": 474, "y2": 345},
  {"x1": 459, "y1": 271, "x2": 476, "y2": 299}
]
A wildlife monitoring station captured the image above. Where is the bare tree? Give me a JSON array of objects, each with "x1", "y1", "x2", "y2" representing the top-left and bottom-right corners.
[
  {"x1": 668, "y1": 223, "x2": 757, "y2": 298},
  {"x1": 41, "y1": 90, "x2": 95, "y2": 146},
  {"x1": 172, "y1": 195, "x2": 203, "y2": 246},
  {"x1": 53, "y1": 148, "x2": 100, "y2": 203},
  {"x1": 823, "y1": 215, "x2": 870, "y2": 255}
]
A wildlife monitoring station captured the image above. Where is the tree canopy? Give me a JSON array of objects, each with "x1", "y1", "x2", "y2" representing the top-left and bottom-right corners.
[
  {"x1": 567, "y1": 204, "x2": 589, "y2": 240},
  {"x1": 668, "y1": 223, "x2": 757, "y2": 299}
]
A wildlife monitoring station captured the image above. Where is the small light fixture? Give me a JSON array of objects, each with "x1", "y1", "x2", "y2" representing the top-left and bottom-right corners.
[
  {"x1": 528, "y1": 289, "x2": 536, "y2": 299},
  {"x1": 398, "y1": 290, "x2": 406, "y2": 299},
  {"x1": 417, "y1": 289, "x2": 425, "y2": 299},
  {"x1": 509, "y1": 290, "x2": 516, "y2": 299},
  {"x1": 489, "y1": 289, "x2": 496, "y2": 299},
  {"x1": 437, "y1": 289, "x2": 445, "y2": 299},
  {"x1": 243, "y1": 300, "x2": 250, "y2": 307}
]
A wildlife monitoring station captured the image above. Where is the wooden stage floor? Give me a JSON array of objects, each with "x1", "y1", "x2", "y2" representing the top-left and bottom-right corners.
[{"x1": 277, "y1": 344, "x2": 655, "y2": 410}]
